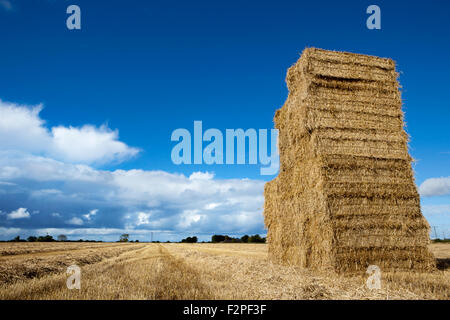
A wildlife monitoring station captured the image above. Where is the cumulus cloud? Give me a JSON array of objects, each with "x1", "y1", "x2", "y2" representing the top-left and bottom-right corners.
[
  {"x1": 67, "y1": 217, "x2": 84, "y2": 225},
  {"x1": 83, "y1": 209, "x2": 98, "y2": 221},
  {"x1": 0, "y1": 99, "x2": 266, "y2": 240},
  {"x1": 136, "y1": 211, "x2": 151, "y2": 226},
  {"x1": 31, "y1": 189, "x2": 62, "y2": 198},
  {"x1": 177, "y1": 209, "x2": 204, "y2": 229},
  {"x1": 0, "y1": 226, "x2": 193, "y2": 242},
  {"x1": 419, "y1": 177, "x2": 450, "y2": 196},
  {"x1": 0, "y1": 101, "x2": 50, "y2": 153},
  {"x1": 189, "y1": 172, "x2": 214, "y2": 180},
  {"x1": 0, "y1": 227, "x2": 21, "y2": 236},
  {"x1": 0, "y1": 100, "x2": 139, "y2": 165},
  {"x1": 204, "y1": 202, "x2": 221, "y2": 210},
  {"x1": 7, "y1": 208, "x2": 30, "y2": 219},
  {"x1": 51, "y1": 125, "x2": 139, "y2": 164},
  {"x1": 0, "y1": 151, "x2": 265, "y2": 237}
]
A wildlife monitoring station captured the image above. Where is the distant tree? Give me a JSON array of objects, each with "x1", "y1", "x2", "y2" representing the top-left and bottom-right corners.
[
  {"x1": 135, "y1": 239, "x2": 139, "y2": 242},
  {"x1": 119, "y1": 234, "x2": 129, "y2": 242},
  {"x1": 11, "y1": 236, "x2": 25, "y2": 242},
  {"x1": 241, "y1": 235, "x2": 249, "y2": 243},
  {"x1": 211, "y1": 235, "x2": 226, "y2": 243},
  {"x1": 57, "y1": 234, "x2": 68, "y2": 241},
  {"x1": 248, "y1": 234, "x2": 265, "y2": 243},
  {"x1": 212, "y1": 235, "x2": 245, "y2": 243},
  {"x1": 181, "y1": 236, "x2": 198, "y2": 243},
  {"x1": 27, "y1": 236, "x2": 37, "y2": 242},
  {"x1": 38, "y1": 235, "x2": 55, "y2": 242}
]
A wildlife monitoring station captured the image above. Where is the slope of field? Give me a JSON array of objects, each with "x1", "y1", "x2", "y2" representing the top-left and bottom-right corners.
[{"x1": 0, "y1": 243, "x2": 448, "y2": 300}]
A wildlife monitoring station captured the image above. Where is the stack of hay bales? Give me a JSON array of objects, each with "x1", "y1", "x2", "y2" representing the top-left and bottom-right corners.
[{"x1": 264, "y1": 48, "x2": 435, "y2": 273}]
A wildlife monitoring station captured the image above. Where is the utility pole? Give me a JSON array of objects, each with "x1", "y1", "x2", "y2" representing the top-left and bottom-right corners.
[{"x1": 433, "y1": 226, "x2": 438, "y2": 239}]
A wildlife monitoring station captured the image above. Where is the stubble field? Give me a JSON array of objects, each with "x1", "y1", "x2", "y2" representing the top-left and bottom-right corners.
[{"x1": 0, "y1": 242, "x2": 448, "y2": 300}]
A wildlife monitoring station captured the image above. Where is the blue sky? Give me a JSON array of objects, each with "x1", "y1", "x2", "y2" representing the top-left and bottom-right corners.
[{"x1": 0, "y1": 0, "x2": 449, "y2": 241}]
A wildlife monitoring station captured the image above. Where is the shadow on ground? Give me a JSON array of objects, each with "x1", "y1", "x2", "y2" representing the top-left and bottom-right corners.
[{"x1": 436, "y1": 258, "x2": 450, "y2": 271}]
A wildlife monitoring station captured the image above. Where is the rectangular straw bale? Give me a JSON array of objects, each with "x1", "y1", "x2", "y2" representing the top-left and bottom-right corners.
[
  {"x1": 305, "y1": 96, "x2": 404, "y2": 117},
  {"x1": 263, "y1": 47, "x2": 435, "y2": 273},
  {"x1": 305, "y1": 48, "x2": 395, "y2": 70}
]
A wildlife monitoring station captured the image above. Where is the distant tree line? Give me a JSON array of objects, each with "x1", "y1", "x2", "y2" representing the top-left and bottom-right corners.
[
  {"x1": 177, "y1": 234, "x2": 266, "y2": 243},
  {"x1": 7, "y1": 235, "x2": 56, "y2": 242},
  {"x1": 432, "y1": 238, "x2": 450, "y2": 243},
  {"x1": 6, "y1": 233, "x2": 266, "y2": 243},
  {"x1": 6, "y1": 234, "x2": 102, "y2": 242},
  {"x1": 211, "y1": 234, "x2": 266, "y2": 243}
]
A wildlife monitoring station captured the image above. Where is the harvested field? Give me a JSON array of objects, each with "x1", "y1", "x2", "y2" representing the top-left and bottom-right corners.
[
  {"x1": 0, "y1": 242, "x2": 145, "y2": 285},
  {"x1": 0, "y1": 243, "x2": 448, "y2": 300},
  {"x1": 0, "y1": 242, "x2": 130, "y2": 256}
]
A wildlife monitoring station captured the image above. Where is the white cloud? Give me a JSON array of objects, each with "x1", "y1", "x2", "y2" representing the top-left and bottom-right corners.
[
  {"x1": 34, "y1": 227, "x2": 156, "y2": 236},
  {"x1": 189, "y1": 171, "x2": 214, "y2": 180},
  {"x1": 0, "y1": 150, "x2": 265, "y2": 234},
  {"x1": 0, "y1": 227, "x2": 21, "y2": 236},
  {"x1": 83, "y1": 209, "x2": 98, "y2": 221},
  {"x1": 0, "y1": 99, "x2": 266, "y2": 238},
  {"x1": 136, "y1": 212, "x2": 151, "y2": 225},
  {"x1": 0, "y1": 151, "x2": 104, "y2": 182},
  {"x1": 204, "y1": 202, "x2": 221, "y2": 210},
  {"x1": 419, "y1": 177, "x2": 450, "y2": 196},
  {"x1": 177, "y1": 209, "x2": 204, "y2": 229},
  {"x1": 7, "y1": 208, "x2": 30, "y2": 219},
  {"x1": 67, "y1": 217, "x2": 84, "y2": 225},
  {"x1": 0, "y1": 181, "x2": 16, "y2": 186},
  {"x1": 31, "y1": 189, "x2": 62, "y2": 198},
  {"x1": 51, "y1": 125, "x2": 139, "y2": 164},
  {"x1": 0, "y1": 100, "x2": 139, "y2": 165},
  {"x1": 0, "y1": 101, "x2": 50, "y2": 153}
]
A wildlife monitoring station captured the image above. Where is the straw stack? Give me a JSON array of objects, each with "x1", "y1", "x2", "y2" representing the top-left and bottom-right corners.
[{"x1": 264, "y1": 48, "x2": 435, "y2": 273}]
